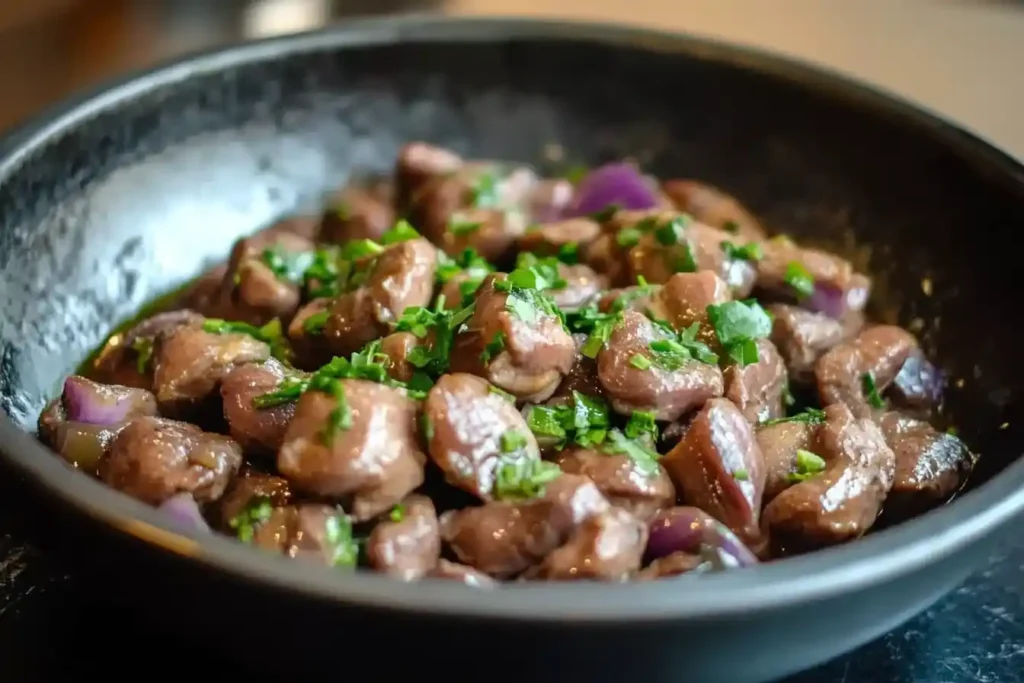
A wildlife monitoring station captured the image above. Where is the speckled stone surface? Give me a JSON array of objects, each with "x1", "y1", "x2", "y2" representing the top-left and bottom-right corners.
[{"x1": 0, "y1": 20, "x2": 1022, "y2": 683}]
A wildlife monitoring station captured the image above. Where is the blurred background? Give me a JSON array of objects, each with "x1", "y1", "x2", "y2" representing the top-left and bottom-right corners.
[{"x1": 1, "y1": 0, "x2": 1022, "y2": 157}]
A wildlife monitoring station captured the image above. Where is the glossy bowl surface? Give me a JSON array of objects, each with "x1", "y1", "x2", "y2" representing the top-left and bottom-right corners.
[{"x1": 1, "y1": 16, "x2": 1023, "y2": 683}]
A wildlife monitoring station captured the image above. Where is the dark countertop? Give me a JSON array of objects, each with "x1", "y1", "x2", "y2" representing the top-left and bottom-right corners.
[{"x1": 0, "y1": 2, "x2": 1021, "y2": 681}]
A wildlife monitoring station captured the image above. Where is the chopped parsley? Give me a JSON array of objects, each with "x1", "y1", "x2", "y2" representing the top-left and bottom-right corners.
[
  {"x1": 469, "y1": 172, "x2": 500, "y2": 208},
  {"x1": 788, "y1": 448, "x2": 827, "y2": 483},
  {"x1": 202, "y1": 318, "x2": 291, "y2": 362},
  {"x1": 324, "y1": 512, "x2": 359, "y2": 568},
  {"x1": 489, "y1": 384, "x2": 515, "y2": 403},
  {"x1": 340, "y1": 238, "x2": 385, "y2": 262},
  {"x1": 721, "y1": 241, "x2": 763, "y2": 262},
  {"x1": 784, "y1": 261, "x2": 815, "y2": 300},
  {"x1": 759, "y1": 408, "x2": 827, "y2": 428},
  {"x1": 624, "y1": 410, "x2": 658, "y2": 442},
  {"x1": 647, "y1": 322, "x2": 719, "y2": 369},
  {"x1": 302, "y1": 310, "x2": 330, "y2": 335},
  {"x1": 420, "y1": 413, "x2": 435, "y2": 441},
  {"x1": 389, "y1": 504, "x2": 406, "y2": 522},
  {"x1": 706, "y1": 300, "x2": 773, "y2": 367},
  {"x1": 630, "y1": 354, "x2": 652, "y2": 370},
  {"x1": 669, "y1": 242, "x2": 698, "y2": 273},
  {"x1": 557, "y1": 242, "x2": 580, "y2": 264},
  {"x1": 525, "y1": 391, "x2": 611, "y2": 448},
  {"x1": 722, "y1": 220, "x2": 740, "y2": 234},
  {"x1": 733, "y1": 468, "x2": 749, "y2": 481},
  {"x1": 493, "y1": 275, "x2": 566, "y2": 330},
  {"x1": 580, "y1": 312, "x2": 622, "y2": 359},
  {"x1": 604, "y1": 429, "x2": 660, "y2": 475},
  {"x1": 616, "y1": 227, "x2": 643, "y2": 248},
  {"x1": 493, "y1": 458, "x2": 562, "y2": 500},
  {"x1": 511, "y1": 253, "x2": 567, "y2": 291},
  {"x1": 861, "y1": 371, "x2": 885, "y2": 409},
  {"x1": 654, "y1": 216, "x2": 689, "y2": 246},
  {"x1": 229, "y1": 496, "x2": 273, "y2": 543},
  {"x1": 435, "y1": 248, "x2": 494, "y2": 305},
  {"x1": 131, "y1": 337, "x2": 154, "y2": 375},
  {"x1": 501, "y1": 430, "x2": 529, "y2": 453},
  {"x1": 394, "y1": 297, "x2": 476, "y2": 378},
  {"x1": 480, "y1": 330, "x2": 506, "y2": 364},
  {"x1": 380, "y1": 219, "x2": 420, "y2": 245},
  {"x1": 261, "y1": 246, "x2": 316, "y2": 284},
  {"x1": 449, "y1": 218, "x2": 482, "y2": 236},
  {"x1": 322, "y1": 379, "x2": 353, "y2": 445},
  {"x1": 590, "y1": 203, "x2": 621, "y2": 222}
]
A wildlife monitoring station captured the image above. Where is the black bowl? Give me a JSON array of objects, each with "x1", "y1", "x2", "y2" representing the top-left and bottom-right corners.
[{"x1": 1, "y1": 16, "x2": 1023, "y2": 683}]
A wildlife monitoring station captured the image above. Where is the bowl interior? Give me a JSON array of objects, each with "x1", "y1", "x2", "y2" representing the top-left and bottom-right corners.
[{"x1": 1, "y1": 18, "x2": 1023, "y2": 595}]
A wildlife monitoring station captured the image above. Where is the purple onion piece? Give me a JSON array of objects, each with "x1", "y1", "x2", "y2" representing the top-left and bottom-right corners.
[
  {"x1": 63, "y1": 376, "x2": 134, "y2": 426},
  {"x1": 158, "y1": 494, "x2": 211, "y2": 534},
  {"x1": 805, "y1": 281, "x2": 869, "y2": 320},
  {"x1": 646, "y1": 507, "x2": 758, "y2": 567},
  {"x1": 890, "y1": 352, "x2": 945, "y2": 408},
  {"x1": 563, "y1": 162, "x2": 661, "y2": 218}
]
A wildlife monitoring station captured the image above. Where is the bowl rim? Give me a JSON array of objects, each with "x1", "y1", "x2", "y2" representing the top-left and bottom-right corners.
[{"x1": 1, "y1": 14, "x2": 1023, "y2": 623}]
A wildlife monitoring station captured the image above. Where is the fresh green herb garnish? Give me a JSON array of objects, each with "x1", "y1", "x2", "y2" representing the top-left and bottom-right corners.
[
  {"x1": 131, "y1": 337, "x2": 154, "y2": 375},
  {"x1": 420, "y1": 413, "x2": 435, "y2": 441},
  {"x1": 861, "y1": 372, "x2": 885, "y2": 409},
  {"x1": 493, "y1": 275, "x2": 567, "y2": 330},
  {"x1": 624, "y1": 410, "x2": 658, "y2": 442},
  {"x1": 784, "y1": 261, "x2": 815, "y2": 300},
  {"x1": 501, "y1": 430, "x2": 529, "y2": 453},
  {"x1": 616, "y1": 227, "x2": 643, "y2": 248},
  {"x1": 394, "y1": 297, "x2": 475, "y2": 379},
  {"x1": 580, "y1": 312, "x2": 622, "y2": 359},
  {"x1": 670, "y1": 242, "x2": 698, "y2": 273},
  {"x1": 493, "y1": 458, "x2": 562, "y2": 500},
  {"x1": 449, "y1": 219, "x2": 482, "y2": 236},
  {"x1": 706, "y1": 300, "x2": 773, "y2": 367},
  {"x1": 759, "y1": 408, "x2": 827, "y2": 428},
  {"x1": 389, "y1": 504, "x2": 406, "y2": 522},
  {"x1": 604, "y1": 429, "x2": 660, "y2": 475},
  {"x1": 564, "y1": 165, "x2": 588, "y2": 184},
  {"x1": 261, "y1": 246, "x2": 316, "y2": 284},
  {"x1": 644, "y1": 322, "x2": 719, "y2": 370},
  {"x1": 590, "y1": 203, "x2": 621, "y2": 222},
  {"x1": 654, "y1": 216, "x2": 689, "y2": 246},
  {"x1": 511, "y1": 253, "x2": 567, "y2": 291},
  {"x1": 302, "y1": 310, "x2": 330, "y2": 335},
  {"x1": 481, "y1": 330, "x2": 506, "y2": 364},
  {"x1": 721, "y1": 241, "x2": 763, "y2": 262},
  {"x1": 557, "y1": 242, "x2": 580, "y2": 264},
  {"x1": 380, "y1": 219, "x2": 420, "y2": 245},
  {"x1": 722, "y1": 220, "x2": 740, "y2": 234},
  {"x1": 202, "y1": 318, "x2": 291, "y2": 361},
  {"x1": 322, "y1": 379, "x2": 353, "y2": 444},
  {"x1": 340, "y1": 239, "x2": 385, "y2": 262},
  {"x1": 324, "y1": 512, "x2": 359, "y2": 568},
  {"x1": 788, "y1": 449, "x2": 827, "y2": 483},
  {"x1": 630, "y1": 354, "x2": 652, "y2": 370},
  {"x1": 733, "y1": 468, "x2": 749, "y2": 481},
  {"x1": 489, "y1": 384, "x2": 515, "y2": 403},
  {"x1": 469, "y1": 172, "x2": 500, "y2": 208},
  {"x1": 524, "y1": 391, "x2": 610, "y2": 448},
  {"x1": 229, "y1": 496, "x2": 273, "y2": 544}
]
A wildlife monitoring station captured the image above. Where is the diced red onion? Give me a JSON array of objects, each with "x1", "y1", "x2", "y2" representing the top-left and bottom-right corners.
[
  {"x1": 645, "y1": 507, "x2": 757, "y2": 567},
  {"x1": 62, "y1": 376, "x2": 135, "y2": 426},
  {"x1": 890, "y1": 352, "x2": 945, "y2": 408},
  {"x1": 563, "y1": 162, "x2": 661, "y2": 218},
  {"x1": 158, "y1": 494, "x2": 211, "y2": 534},
  {"x1": 805, "y1": 281, "x2": 868, "y2": 320}
]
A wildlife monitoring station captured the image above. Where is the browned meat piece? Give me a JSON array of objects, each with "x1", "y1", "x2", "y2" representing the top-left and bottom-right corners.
[
  {"x1": 636, "y1": 551, "x2": 704, "y2": 580},
  {"x1": 92, "y1": 310, "x2": 203, "y2": 390},
  {"x1": 277, "y1": 381, "x2": 425, "y2": 520},
  {"x1": 451, "y1": 276, "x2": 575, "y2": 402},
  {"x1": 555, "y1": 446, "x2": 675, "y2": 521},
  {"x1": 647, "y1": 271, "x2": 731, "y2": 348},
  {"x1": 889, "y1": 352, "x2": 945, "y2": 413},
  {"x1": 549, "y1": 334, "x2": 604, "y2": 401},
  {"x1": 319, "y1": 184, "x2": 395, "y2": 245},
  {"x1": 816, "y1": 325, "x2": 918, "y2": 418},
  {"x1": 324, "y1": 238, "x2": 437, "y2": 357},
  {"x1": 251, "y1": 504, "x2": 358, "y2": 568},
  {"x1": 38, "y1": 377, "x2": 158, "y2": 473},
  {"x1": 529, "y1": 507, "x2": 647, "y2": 581},
  {"x1": 549, "y1": 263, "x2": 608, "y2": 312},
  {"x1": 755, "y1": 236, "x2": 870, "y2": 317},
  {"x1": 756, "y1": 418, "x2": 819, "y2": 504},
  {"x1": 217, "y1": 470, "x2": 292, "y2": 531},
  {"x1": 439, "y1": 474, "x2": 608, "y2": 577},
  {"x1": 427, "y1": 559, "x2": 496, "y2": 587},
  {"x1": 153, "y1": 325, "x2": 270, "y2": 418},
  {"x1": 288, "y1": 298, "x2": 334, "y2": 371},
  {"x1": 259, "y1": 214, "x2": 321, "y2": 242},
  {"x1": 879, "y1": 412, "x2": 973, "y2": 519},
  {"x1": 662, "y1": 398, "x2": 766, "y2": 548},
  {"x1": 597, "y1": 310, "x2": 723, "y2": 421},
  {"x1": 379, "y1": 331, "x2": 424, "y2": 383},
  {"x1": 394, "y1": 142, "x2": 464, "y2": 211},
  {"x1": 517, "y1": 218, "x2": 602, "y2": 257},
  {"x1": 201, "y1": 230, "x2": 313, "y2": 326},
  {"x1": 410, "y1": 164, "x2": 537, "y2": 262},
  {"x1": 424, "y1": 373, "x2": 542, "y2": 499},
  {"x1": 626, "y1": 215, "x2": 757, "y2": 296},
  {"x1": 100, "y1": 416, "x2": 242, "y2": 505},
  {"x1": 221, "y1": 358, "x2": 300, "y2": 456},
  {"x1": 582, "y1": 232, "x2": 630, "y2": 286},
  {"x1": 724, "y1": 339, "x2": 787, "y2": 424},
  {"x1": 597, "y1": 285, "x2": 658, "y2": 314},
  {"x1": 661, "y1": 180, "x2": 766, "y2": 240},
  {"x1": 768, "y1": 304, "x2": 863, "y2": 382},
  {"x1": 525, "y1": 178, "x2": 575, "y2": 223},
  {"x1": 763, "y1": 403, "x2": 895, "y2": 554},
  {"x1": 366, "y1": 495, "x2": 441, "y2": 580}
]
